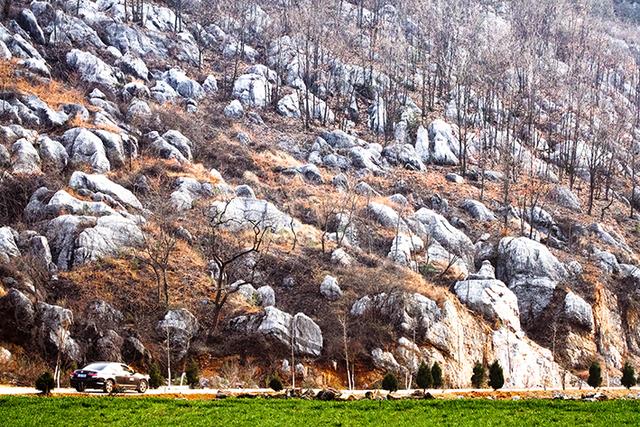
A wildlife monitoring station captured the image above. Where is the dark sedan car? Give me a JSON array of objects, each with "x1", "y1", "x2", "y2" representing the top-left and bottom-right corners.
[{"x1": 70, "y1": 362, "x2": 149, "y2": 393}]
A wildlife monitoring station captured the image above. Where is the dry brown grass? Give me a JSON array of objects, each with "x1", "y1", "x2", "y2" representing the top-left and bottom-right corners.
[{"x1": 0, "y1": 59, "x2": 89, "y2": 110}]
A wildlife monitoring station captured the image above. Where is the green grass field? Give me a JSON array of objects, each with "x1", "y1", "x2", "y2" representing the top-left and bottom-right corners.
[{"x1": 1, "y1": 396, "x2": 639, "y2": 426}]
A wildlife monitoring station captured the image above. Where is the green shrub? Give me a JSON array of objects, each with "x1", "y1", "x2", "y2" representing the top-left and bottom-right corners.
[
  {"x1": 588, "y1": 362, "x2": 602, "y2": 389},
  {"x1": 471, "y1": 362, "x2": 485, "y2": 388},
  {"x1": 416, "y1": 362, "x2": 432, "y2": 389},
  {"x1": 185, "y1": 360, "x2": 200, "y2": 388},
  {"x1": 35, "y1": 372, "x2": 55, "y2": 394},
  {"x1": 381, "y1": 372, "x2": 398, "y2": 392},
  {"x1": 488, "y1": 361, "x2": 504, "y2": 390},
  {"x1": 269, "y1": 376, "x2": 284, "y2": 392},
  {"x1": 431, "y1": 362, "x2": 443, "y2": 389},
  {"x1": 148, "y1": 363, "x2": 164, "y2": 389},
  {"x1": 621, "y1": 362, "x2": 636, "y2": 389}
]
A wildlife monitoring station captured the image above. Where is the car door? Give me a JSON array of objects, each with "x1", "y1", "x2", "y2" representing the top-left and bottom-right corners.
[
  {"x1": 113, "y1": 365, "x2": 130, "y2": 389},
  {"x1": 119, "y1": 364, "x2": 138, "y2": 389}
]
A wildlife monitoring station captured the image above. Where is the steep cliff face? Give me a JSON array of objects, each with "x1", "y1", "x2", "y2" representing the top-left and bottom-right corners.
[{"x1": 1, "y1": 0, "x2": 640, "y2": 388}]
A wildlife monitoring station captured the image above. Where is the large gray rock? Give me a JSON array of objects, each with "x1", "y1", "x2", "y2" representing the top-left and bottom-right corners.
[
  {"x1": 17, "y1": 9, "x2": 45, "y2": 45},
  {"x1": 233, "y1": 73, "x2": 271, "y2": 107},
  {"x1": 74, "y1": 215, "x2": 144, "y2": 265},
  {"x1": 257, "y1": 285, "x2": 276, "y2": 307},
  {"x1": 460, "y1": 199, "x2": 496, "y2": 221},
  {"x1": 85, "y1": 300, "x2": 123, "y2": 330},
  {"x1": 94, "y1": 329, "x2": 123, "y2": 362},
  {"x1": 564, "y1": 291, "x2": 594, "y2": 331},
  {"x1": 69, "y1": 171, "x2": 142, "y2": 210},
  {"x1": 0, "y1": 289, "x2": 35, "y2": 338},
  {"x1": 277, "y1": 92, "x2": 334, "y2": 123},
  {"x1": 62, "y1": 128, "x2": 110, "y2": 173},
  {"x1": 127, "y1": 98, "x2": 152, "y2": 121},
  {"x1": 38, "y1": 136, "x2": 68, "y2": 171},
  {"x1": 210, "y1": 197, "x2": 296, "y2": 233},
  {"x1": 496, "y1": 237, "x2": 567, "y2": 325},
  {"x1": 496, "y1": 237, "x2": 568, "y2": 284},
  {"x1": 320, "y1": 275, "x2": 342, "y2": 301},
  {"x1": 0, "y1": 227, "x2": 20, "y2": 263},
  {"x1": 415, "y1": 120, "x2": 459, "y2": 165},
  {"x1": 231, "y1": 307, "x2": 323, "y2": 357},
  {"x1": 161, "y1": 68, "x2": 204, "y2": 99},
  {"x1": 151, "y1": 80, "x2": 179, "y2": 103},
  {"x1": 49, "y1": 189, "x2": 118, "y2": 217},
  {"x1": 11, "y1": 139, "x2": 41, "y2": 174},
  {"x1": 382, "y1": 143, "x2": 425, "y2": 171},
  {"x1": 35, "y1": 302, "x2": 81, "y2": 361},
  {"x1": 148, "y1": 130, "x2": 193, "y2": 163},
  {"x1": 412, "y1": 208, "x2": 475, "y2": 270},
  {"x1": 46, "y1": 214, "x2": 143, "y2": 270},
  {"x1": 454, "y1": 278, "x2": 520, "y2": 331},
  {"x1": 66, "y1": 49, "x2": 120, "y2": 86},
  {"x1": 116, "y1": 53, "x2": 149, "y2": 80},
  {"x1": 156, "y1": 309, "x2": 198, "y2": 360},
  {"x1": 224, "y1": 100, "x2": 244, "y2": 119},
  {"x1": 549, "y1": 186, "x2": 581, "y2": 212}
]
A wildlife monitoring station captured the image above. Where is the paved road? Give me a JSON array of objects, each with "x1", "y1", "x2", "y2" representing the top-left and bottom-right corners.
[{"x1": 0, "y1": 385, "x2": 636, "y2": 397}]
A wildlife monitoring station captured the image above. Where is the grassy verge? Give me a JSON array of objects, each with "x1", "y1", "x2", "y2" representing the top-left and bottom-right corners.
[{"x1": 1, "y1": 396, "x2": 639, "y2": 426}]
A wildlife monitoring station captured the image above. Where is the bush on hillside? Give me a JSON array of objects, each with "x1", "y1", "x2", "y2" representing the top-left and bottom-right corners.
[
  {"x1": 471, "y1": 362, "x2": 485, "y2": 388},
  {"x1": 35, "y1": 372, "x2": 55, "y2": 395},
  {"x1": 185, "y1": 359, "x2": 200, "y2": 388},
  {"x1": 416, "y1": 362, "x2": 432, "y2": 389},
  {"x1": 588, "y1": 362, "x2": 602, "y2": 389},
  {"x1": 621, "y1": 362, "x2": 636, "y2": 389},
  {"x1": 381, "y1": 372, "x2": 399, "y2": 392},
  {"x1": 488, "y1": 361, "x2": 504, "y2": 390},
  {"x1": 431, "y1": 362, "x2": 443, "y2": 389},
  {"x1": 269, "y1": 375, "x2": 284, "y2": 392},
  {"x1": 148, "y1": 363, "x2": 164, "y2": 389}
]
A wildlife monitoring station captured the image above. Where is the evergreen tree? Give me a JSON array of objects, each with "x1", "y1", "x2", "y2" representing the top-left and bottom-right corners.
[
  {"x1": 381, "y1": 372, "x2": 399, "y2": 392},
  {"x1": 431, "y1": 362, "x2": 443, "y2": 389},
  {"x1": 471, "y1": 362, "x2": 485, "y2": 388},
  {"x1": 621, "y1": 362, "x2": 636, "y2": 389},
  {"x1": 185, "y1": 359, "x2": 200, "y2": 388},
  {"x1": 269, "y1": 375, "x2": 284, "y2": 391},
  {"x1": 588, "y1": 361, "x2": 602, "y2": 389},
  {"x1": 488, "y1": 361, "x2": 504, "y2": 390},
  {"x1": 35, "y1": 372, "x2": 55, "y2": 395},
  {"x1": 416, "y1": 362, "x2": 433, "y2": 389},
  {"x1": 148, "y1": 363, "x2": 164, "y2": 389}
]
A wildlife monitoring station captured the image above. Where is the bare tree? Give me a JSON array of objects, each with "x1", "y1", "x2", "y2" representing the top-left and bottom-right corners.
[{"x1": 198, "y1": 201, "x2": 271, "y2": 331}]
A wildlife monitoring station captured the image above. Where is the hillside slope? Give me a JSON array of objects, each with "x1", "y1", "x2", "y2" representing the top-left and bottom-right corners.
[{"x1": 1, "y1": 0, "x2": 640, "y2": 389}]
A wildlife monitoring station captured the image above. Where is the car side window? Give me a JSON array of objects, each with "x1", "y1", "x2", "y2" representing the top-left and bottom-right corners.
[{"x1": 121, "y1": 364, "x2": 132, "y2": 374}]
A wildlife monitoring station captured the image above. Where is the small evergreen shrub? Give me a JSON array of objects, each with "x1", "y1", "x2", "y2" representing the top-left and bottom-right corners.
[
  {"x1": 488, "y1": 361, "x2": 504, "y2": 390},
  {"x1": 588, "y1": 362, "x2": 602, "y2": 389},
  {"x1": 416, "y1": 362, "x2": 433, "y2": 389},
  {"x1": 471, "y1": 362, "x2": 485, "y2": 388},
  {"x1": 148, "y1": 363, "x2": 164, "y2": 389},
  {"x1": 185, "y1": 360, "x2": 200, "y2": 388},
  {"x1": 269, "y1": 375, "x2": 284, "y2": 392},
  {"x1": 431, "y1": 362, "x2": 443, "y2": 389},
  {"x1": 621, "y1": 362, "x2": 636, "y2": 389},
  {"x1": 35, "y1": 372, "x2": 55, "y2": 395},
  {"x1": 381, "y1": 372, "x2": 399, "y2": 392}
]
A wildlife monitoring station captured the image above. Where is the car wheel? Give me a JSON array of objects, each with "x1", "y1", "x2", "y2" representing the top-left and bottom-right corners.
[
  {"x1": 75, "y1": 384, "x2": 86, "y2": 393},
  {"x1": 137, "y1": 380, "x2": 148, "y2": 394},
  {"x1": 104, "y1": 379, "x2": 115, "y2": 394}
]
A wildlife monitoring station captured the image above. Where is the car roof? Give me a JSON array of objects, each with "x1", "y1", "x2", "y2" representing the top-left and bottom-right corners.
[{"x1": 84, "y1": 362, "x2": 126, "y2": 369}]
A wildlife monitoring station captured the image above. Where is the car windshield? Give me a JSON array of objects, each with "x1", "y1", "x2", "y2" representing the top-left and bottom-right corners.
[{"x1": 83, "y1": 363, "x2": 108, "y2": 371}]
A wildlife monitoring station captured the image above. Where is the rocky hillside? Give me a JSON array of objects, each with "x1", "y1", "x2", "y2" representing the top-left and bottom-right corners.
[{"x1": 1, "y1": 0, "x2": 640, "y2": 389}]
